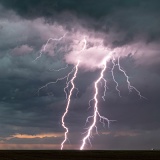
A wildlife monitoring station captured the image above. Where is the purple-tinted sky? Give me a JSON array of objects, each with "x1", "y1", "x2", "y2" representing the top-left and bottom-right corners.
[{"x1": 0, "y1": 0, "x2": 160, "y2": 150}]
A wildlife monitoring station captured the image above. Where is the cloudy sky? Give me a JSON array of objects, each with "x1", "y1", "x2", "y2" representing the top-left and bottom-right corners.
[{"x1": 0, "y1": 0, "x2": 160, "y2": 150}]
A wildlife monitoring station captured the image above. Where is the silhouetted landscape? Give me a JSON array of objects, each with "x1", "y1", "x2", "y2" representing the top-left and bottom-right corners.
[{"x1": 0, "y1": 150, "x2": 160, "y2": 160}]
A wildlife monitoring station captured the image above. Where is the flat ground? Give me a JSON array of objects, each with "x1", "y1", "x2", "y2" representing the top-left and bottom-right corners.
[{"x1": 0, "y1": 150, "x2": 160, "y2": 160}]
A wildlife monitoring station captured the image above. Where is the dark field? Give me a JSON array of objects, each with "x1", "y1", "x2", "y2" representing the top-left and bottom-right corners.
[{"x1": 0, "y1": 150, "x2": 160, "y2": 160}]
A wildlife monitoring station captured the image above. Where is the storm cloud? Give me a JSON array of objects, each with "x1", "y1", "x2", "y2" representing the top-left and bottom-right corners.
[
  {"x1": 1, "y1": 0, "x2": 160, "y2": 44},
  {"x1": 0, "y1": 0, "x2": 160, "y2": 150}
]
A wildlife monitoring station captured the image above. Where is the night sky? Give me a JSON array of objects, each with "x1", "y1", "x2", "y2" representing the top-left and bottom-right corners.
[{"x1": 0, "y1": 0, "x2": 160, "y2": 150}]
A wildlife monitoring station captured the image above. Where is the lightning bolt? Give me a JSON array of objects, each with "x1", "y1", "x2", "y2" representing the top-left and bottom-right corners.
[
  {"x1": 37, "y1": 61, "x2": 79, "y2": 150},
  {"x1": 37, "y1": 60, "x2": 80, "y2": 150},
  {"x1": 117, "y1": 57, "x2": 146, "y2": 99},
  {"x1": 80, "y1": 53, "x2": 114, "y2": 150},
  {"x1": 101, "y1": 77, "x2": 108, "y2": 101},
  {"x1": 33, "y1": 33, "x2": 67, "y2": 62},
  {"x1": 37, "y1": 35, "x2": 87, "y2": 149},
  {"x1": 111, "y1": 57, "x2": 121, "y2": 97},
  {"x1": 80, "y1": 54, "x2": 145, "y2": 150},
  {"x1": 61, "y1": 37, "x2": 87, "y2": 149},
  {"x1": 61, "y1": 60, "x2": 80, "y2": 150},
  {"x1": 37, "y1": 67, "x2": 75, "y2": 96}
]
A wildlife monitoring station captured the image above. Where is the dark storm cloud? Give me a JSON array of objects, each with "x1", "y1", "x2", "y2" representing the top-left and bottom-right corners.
[
  {"x1": 0, "y1": 0, "x2": 160, "y2": 150},
  {"x1": 0, "y1": 54, "x2": 70, "y2": 131},
  {"x1": 1, "y1": 0, "x2": 160, "y2": 45},
  {"x1": 0, "y1": 0, "x2": 159, "y2": 19},
  {"x1": 0, "y1": 12, "x2": 70, "y2": 140}
]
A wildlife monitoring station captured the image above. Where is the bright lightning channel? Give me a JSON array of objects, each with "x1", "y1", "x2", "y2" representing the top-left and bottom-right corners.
[
  {"x1": 80, "y1": 53, "x2": 114, "y2": 150},
  {"x1": 61, "y1": 36, "x2": 87, "y2": 149},
  {"x1": 61, "y1": 60, "x2": 80, "y2": 150},
  {"x1": 80, "y1": 54, "x2": 145, "y2": 150},
  {"x1": 37, "y1": 35, "x2": 87, "y2": 150}
]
